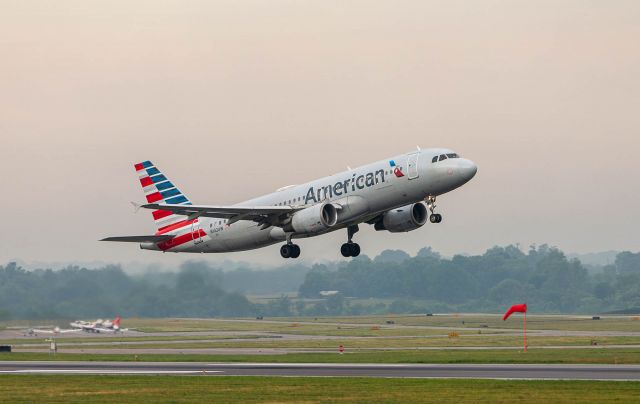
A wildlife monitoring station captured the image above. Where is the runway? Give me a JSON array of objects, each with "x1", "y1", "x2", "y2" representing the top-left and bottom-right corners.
[{"x1": 1, "y1": 361, "x2": 639, "y2": 380}]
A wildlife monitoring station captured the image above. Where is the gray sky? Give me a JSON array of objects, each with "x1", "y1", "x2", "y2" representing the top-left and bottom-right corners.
[{"x1": 1, "y1": 0, "x2": 639, "y2": 267}]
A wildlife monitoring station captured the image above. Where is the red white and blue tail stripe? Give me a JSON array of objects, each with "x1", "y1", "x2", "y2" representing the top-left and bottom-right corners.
[{"x1": 134, "y1": 161, "x2": 194, "y2": 234}]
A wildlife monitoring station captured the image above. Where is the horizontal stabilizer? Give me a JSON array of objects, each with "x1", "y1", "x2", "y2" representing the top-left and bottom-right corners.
[{"x1": 100, "y1": 235, "x2": 174, "y2": 243}]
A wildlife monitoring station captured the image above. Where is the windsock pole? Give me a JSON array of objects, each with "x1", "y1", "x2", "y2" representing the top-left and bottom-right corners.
[{"x1": 524, "y1": 311, "x2": 527, "y2": 352}]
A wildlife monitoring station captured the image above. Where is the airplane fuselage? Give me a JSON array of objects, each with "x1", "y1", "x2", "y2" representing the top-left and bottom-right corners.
[{"x1": 141, "y1": 148, "x2": 477, "y2": 254}]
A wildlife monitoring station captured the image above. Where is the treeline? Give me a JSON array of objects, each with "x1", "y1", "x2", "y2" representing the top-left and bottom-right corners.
[
  {"x1": 0, "y1": 263, "x2": 248, "y2": 319},
  {"x1": 297, "y1": 246, "x2": 640, "y2": 314},
  {"x1": 1, "y1": 246, "x2": 639, "y2": 320}
]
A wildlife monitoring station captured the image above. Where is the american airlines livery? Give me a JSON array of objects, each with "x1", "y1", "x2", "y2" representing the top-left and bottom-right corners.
[{"x1": 102, "y1": 148, "x2": 477, "y2": 258}]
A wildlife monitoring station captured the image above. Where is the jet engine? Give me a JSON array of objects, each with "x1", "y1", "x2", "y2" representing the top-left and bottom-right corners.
[
  {"x1": 374, "y1": 203, "x2": 428, "y2": 233},
  {"x1": 287, "y1": 202, "x2": 338, "y2": 234}
]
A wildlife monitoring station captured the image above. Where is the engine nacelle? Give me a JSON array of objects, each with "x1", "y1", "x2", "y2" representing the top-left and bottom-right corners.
[
  {"x1": 288, "y1": 202, "x2": 338, "y2": 234},
  {"x1": 374, "y1": 203, "x2": 428, "y2": 233}
]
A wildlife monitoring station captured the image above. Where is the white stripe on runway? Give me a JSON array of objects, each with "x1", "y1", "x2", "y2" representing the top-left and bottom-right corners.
[{"x1": 0, "y1": 369, "x2": 223, "y2": 375}]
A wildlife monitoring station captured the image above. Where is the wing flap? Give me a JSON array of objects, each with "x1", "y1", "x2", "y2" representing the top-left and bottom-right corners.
[
  {"x1": 140, "y1": 203, "x2": 297, "y2": 220},
  {"x1": 101, "y1": 235, "x2": 174, "y2": 243}
]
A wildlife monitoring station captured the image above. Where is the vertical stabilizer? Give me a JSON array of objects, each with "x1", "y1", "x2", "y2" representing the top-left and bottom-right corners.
[{"x1": 134, "y1": 161, "x2": 193, "y2": 233}]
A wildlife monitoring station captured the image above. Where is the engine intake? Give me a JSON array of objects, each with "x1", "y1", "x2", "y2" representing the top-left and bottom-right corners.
[
  {"x1": 288, "y1": 203, "x2": 338, "y2": 234},
  {"x1": 374, "y1": 203, "x2": 428, "y2": 233}
]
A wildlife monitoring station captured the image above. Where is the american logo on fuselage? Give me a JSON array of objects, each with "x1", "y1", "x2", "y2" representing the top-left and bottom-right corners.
[
  {"x1": 389, "y1": 160, "x2": 405, "y2": 178},
  {"x1": 304, "y1": 168, "x2": 387, "y2": 204}
]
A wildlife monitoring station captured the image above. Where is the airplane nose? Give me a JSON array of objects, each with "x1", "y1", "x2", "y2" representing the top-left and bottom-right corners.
[{"x1": 457, "y1": 159, "x2": 478, "y2": 182}]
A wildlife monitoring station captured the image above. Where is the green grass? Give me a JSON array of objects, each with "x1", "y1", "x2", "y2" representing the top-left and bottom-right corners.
[
  {"x1": 0, "y1": 334, "x2": 281, "y2": 346},
  {"x1": 0, "y1": 375, "x2": 638, "y2": 403},
  {"x1": 2, "y1": 348, "x2": 640, "y2": 364},
  {"x1": 52, "y1": 334, "x2": 639, "y2": 350},
  {"x1": 287, "y1": 313, "x2": 640, "y2": 332},
  {"x1": 125, "y1": 318, "x2": 471, "y2": 336},
  {"x1": 6, "y1": 314, "x2": 640, "y2": 334}
]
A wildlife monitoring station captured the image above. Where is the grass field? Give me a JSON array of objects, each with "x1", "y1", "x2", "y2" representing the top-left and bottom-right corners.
[
  {"x1": 6, "y1": 314, "x2": 639, "y2": 334},
  {"x1": 48, "y1": 334, "x2": 639, "y2": 350},
  {"x1": 2, "y1": 314, "x2": 639, "y2": 364},
  {"x1": 3, "y1": 348, "x2": 640, "y2": 364},
  {"x1": 285, "y1": 314, "x2": 640, "y2": 332},
  {"x1": 0, "y1": 375, "x2": 638, "y2": 403},
  {"x1": 124, "y1": 318, "x2": 481, "y2": 336}
]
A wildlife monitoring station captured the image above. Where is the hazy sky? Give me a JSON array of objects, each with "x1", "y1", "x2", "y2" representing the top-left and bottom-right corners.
[{"x1": 1, "y1": 1, "x2": 639, "y2": 268}]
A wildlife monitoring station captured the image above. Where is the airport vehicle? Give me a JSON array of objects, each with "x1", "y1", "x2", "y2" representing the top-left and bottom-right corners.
[
  {"x1": 103, "y1": 148, "x2": 477, "y2": 258},
  {"x1": 69, "y1": 316, "x2": 126, "y2": 333}
]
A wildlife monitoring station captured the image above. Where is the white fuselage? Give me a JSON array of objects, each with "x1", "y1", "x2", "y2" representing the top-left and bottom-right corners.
[{"x1": 142, "y1": 148, "x2": 477, "y2": 253}]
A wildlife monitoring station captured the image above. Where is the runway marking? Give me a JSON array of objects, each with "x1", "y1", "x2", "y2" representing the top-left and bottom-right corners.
[{"x1": 0, "y1": 369, "x2": 223, "y2": 375}]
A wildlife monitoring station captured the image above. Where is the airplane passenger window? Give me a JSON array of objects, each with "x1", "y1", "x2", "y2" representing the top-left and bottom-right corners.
[
  {"x1": 439, "y1": 154, "x2": 447, "y2": 161},
  {"x1": 432, "y1": 156, "x2": 438, "y2": 163}
]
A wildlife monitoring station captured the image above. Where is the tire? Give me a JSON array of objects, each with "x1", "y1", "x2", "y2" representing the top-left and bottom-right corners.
[
  {"x1": 340, "y1": 243, "x2": 352, "y2": 257},
  {"x1": 290, "y1": 244, "x2": 301, "y2": 258},
  {"x1": 436, "y1": 214, "x2": 443, "y2": 223},
  {"x1": 280, "y1": 244, "x2": 291, "y2": 259},
  {"x1": 430, "y1": 214, "x2": 438, "y2": 223},
  {"x1": 350, "y1": 243, "x2": 361, "y2": 257}
]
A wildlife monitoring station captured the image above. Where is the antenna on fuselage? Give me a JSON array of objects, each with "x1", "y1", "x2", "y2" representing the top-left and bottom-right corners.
[
  {"x1": 346, "y1": 165, "x2": 352, "y2": 170},
  {"x1": 416, "y1": 145, "x2": 421, "y2": 151},
  {"x1": 130, "y1": 201, "x2": 142, "y2": 213}
]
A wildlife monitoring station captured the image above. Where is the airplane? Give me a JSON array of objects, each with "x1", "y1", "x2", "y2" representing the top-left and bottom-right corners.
[
  {"x1": 26, "y1": 326, "x2": 81, "y2": 336},
  {"x1": 69, "y1": 316, "x2": 127, "y2": 333},
  {"x1": 102, "y1": 148, "x2": 477, "y2": 258}
]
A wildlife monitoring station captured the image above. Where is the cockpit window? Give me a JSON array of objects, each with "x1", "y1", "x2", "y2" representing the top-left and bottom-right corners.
[
  {"x1": 438, "y1": 154, "x2": 447, "y2": 161},
  {"x1": 432, "y1": 156, "x2": 438, "y2": 163},
  {"x1": 446, "y1": 153, "x2": 459, "y2": 159}
]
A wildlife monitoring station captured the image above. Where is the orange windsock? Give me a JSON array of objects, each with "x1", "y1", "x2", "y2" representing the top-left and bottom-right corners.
[{"x1": 503, "y1": 303, "x2": 527, "y2": 320}]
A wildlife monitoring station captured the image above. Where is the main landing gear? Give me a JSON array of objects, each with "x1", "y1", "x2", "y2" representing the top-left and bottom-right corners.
[
  {"x1": 426, "y1": 195, "x2": 442, "y2": 223},
  {"x1": 341, "y1": 225, "x2": 361, "y2": 258},
  {"x1": 280, "y1": 243, "x2": 300, "y2": 259},
  {"x1": 280, "y1": 233, "x2": 300, "y2": 259}
]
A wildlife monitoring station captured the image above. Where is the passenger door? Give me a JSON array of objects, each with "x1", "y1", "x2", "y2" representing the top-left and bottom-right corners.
[{"x1": 407, "y1": 152, "x2": 419, "y2": 179}]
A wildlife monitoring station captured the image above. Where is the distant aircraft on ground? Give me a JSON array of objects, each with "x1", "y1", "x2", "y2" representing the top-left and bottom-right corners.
[
  {"x1": 69, "y1": 316, "x2": 127, "y2": 333},
  {"x1": 103, "y1": 148, "x2": 477, "y2": 258},
  {"x1": 27, "y1": 326, "x2": 80, "y2": 336}
]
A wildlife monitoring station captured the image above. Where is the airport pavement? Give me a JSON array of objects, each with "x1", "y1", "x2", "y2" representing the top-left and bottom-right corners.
[{"x1": 1, "y1": 361, "x2": 639, "y2": 380}]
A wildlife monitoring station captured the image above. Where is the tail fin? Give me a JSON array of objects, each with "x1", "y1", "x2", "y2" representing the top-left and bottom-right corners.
[
  {"x1": 113, "y1": 316, "x2": 121, "y2": 328},
  {"x1": 134, "y1": 161, "x2": 192, "y2": 232}
]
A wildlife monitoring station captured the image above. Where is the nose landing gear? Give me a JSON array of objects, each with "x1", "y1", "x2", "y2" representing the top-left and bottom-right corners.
[
  {"x1": 341, "y1": 224, "x2": 361, "y2": 258},
  {"x1": 426, "y1": 196, "x2": 442, "y2": 223}
]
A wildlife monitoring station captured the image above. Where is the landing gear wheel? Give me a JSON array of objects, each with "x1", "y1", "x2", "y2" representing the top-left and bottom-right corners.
[
  {"x1": 280, "y1": 244, "x2": 292, "y2": 259},
  {"x1": 350, "y1": 243, "x2": 361, "y2": 257},
  {"x1": 290, "y1": 244, "x2": 301, "y2": 258},
  {"x1": 341, "y1": 243, "x2": 352, "y2": 258},
  {"x1": 281, "y1": 244, "x2": 301, "y2": 259},
  {"x1": 341, "y1": 242, "x2": 361, "y2": 258},
  {"x1": 426, "y1": 196, "x2": 442, "y2": 223}
]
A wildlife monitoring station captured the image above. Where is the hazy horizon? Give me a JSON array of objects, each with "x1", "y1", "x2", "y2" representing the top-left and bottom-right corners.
[{"x1": 2, "y1": 1, "x2": 638, "y2": 267}]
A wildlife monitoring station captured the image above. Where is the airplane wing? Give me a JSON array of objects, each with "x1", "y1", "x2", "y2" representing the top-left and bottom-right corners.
[
  {"x1": 31, "y1": 329, "x2": 54, "y2": 334},
  {"x1": 58, "y1": 329, "x2": 82, "y2": 333},
  {"x1": 141, "y1": 204, "x2": 300, "y2": 225},
  {"x1": 101, "y1": 235, "x2": 175, "y2": 243},
  {"x1": 92, "y1": 327, "x2": 117, "y2": 333}
]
